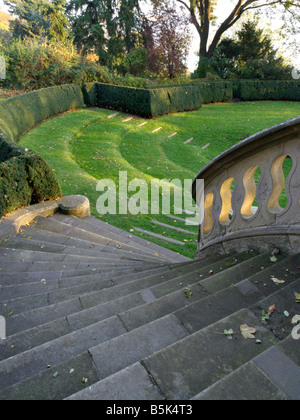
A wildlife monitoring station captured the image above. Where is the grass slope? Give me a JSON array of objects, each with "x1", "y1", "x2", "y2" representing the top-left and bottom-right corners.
[{"x1": 19, "y1": 101, "x2": 300, "y2": 258}]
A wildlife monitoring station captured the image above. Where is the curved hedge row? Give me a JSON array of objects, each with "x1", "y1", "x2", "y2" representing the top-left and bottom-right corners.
[
  {"x1": 0, "y1": 84, "x2": 84, "y2": 218},
  {"x1": 82, "y1": 79, "x2": 300, "y2": 119}
]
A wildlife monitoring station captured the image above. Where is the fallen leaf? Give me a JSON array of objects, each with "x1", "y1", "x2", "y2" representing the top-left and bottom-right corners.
[
  {"x1": 240, "y1": 324, "x2": 257, "y2": 339},
  {"x1": 271, "y1": 276, "x2": 285, "y2": 285},
  {"x1": 268, "y1": 304, "x2": 276, "y2": 314},
  {"x1": 270, "y1": 255, "x2": 278, "y2": 262}
]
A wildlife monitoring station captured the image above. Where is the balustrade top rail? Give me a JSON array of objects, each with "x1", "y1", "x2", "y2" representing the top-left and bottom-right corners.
[{"x1": 192, "y1": 116, "x2": 300, "y2": 257}]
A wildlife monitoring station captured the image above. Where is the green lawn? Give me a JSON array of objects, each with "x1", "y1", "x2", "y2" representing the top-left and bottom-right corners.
[{"x1": 19, "y1": 101, "x2": 300, "y2": 258}]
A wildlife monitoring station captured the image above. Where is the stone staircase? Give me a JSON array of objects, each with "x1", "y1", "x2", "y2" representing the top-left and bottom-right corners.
[{"x1": 0, "y1": 212, "x2": 299, "y2": 400}]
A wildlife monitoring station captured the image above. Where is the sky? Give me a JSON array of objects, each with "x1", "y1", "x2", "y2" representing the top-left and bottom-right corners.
[{"x1": 1, "y1": 0, "x2": 299, "y2": 70}]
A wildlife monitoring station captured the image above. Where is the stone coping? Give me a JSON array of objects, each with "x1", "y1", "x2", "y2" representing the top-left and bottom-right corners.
[{"x1": 0, "y1": 195, "x2": 91, "y2": 241}]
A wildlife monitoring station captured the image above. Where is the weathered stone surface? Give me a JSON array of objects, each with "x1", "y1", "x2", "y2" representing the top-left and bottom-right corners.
[{"x1": 59, "y1": 195, "x2": 91, "y2": 219}]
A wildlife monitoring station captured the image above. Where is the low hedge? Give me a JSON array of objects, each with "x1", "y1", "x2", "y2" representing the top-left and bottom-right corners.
[
  {"x1": 0, "y1": 84, "x2": 84, "y2": 218},
  {"x1": 232, "y1": 80, "x2": 300, "y2": 101},
  {"x1": 95, "y1": 83, "x2": 202, "y2": 118},
  {"x1": 0, "y1": 84, "x2": 84, "y2": 143},
  {"x1": 191, "y1": 81, "x2": 233, "y2": 104},
  {"x1": 82, "y1": 82, "x2": 98, "y2": 107},
  {"x1": 148, "y1": 79, "x2": 300, "y2": 103}
]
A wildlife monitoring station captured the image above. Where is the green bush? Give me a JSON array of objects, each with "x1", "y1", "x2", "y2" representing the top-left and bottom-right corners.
[
  {"x1": 0, "y1": 84, "x2": 84, "y2": 142},
  {"x1": 0, "y1": 83, "x2": 84, "y2": 217},
  {"x1": 0, "y1": 141, "x2": 62, "y2": 218},
  {"x1": 233, "y1": 80, "x2": 300, "y2": 101},
  {"x1": 1, "y1": 38, "x2": 149, "y2": 91},
  {"x1": 191, "y1": 80, "x2": 233, "y2": 103},
  {"x1": 149, "y1": 81, "x2": 233, "y2": 104},
  {"x1": 96, "y1": 83, "x2": 152, "y2": 117},
  {"x1": 148, "y1": 85, "x2": 202, "y2": 116},
  {"x1": 95, "y1": 83, "x2": 202, "y2": 118},
  {"x1": 82, "y1": 82, "x2": 98, "y2": 107}
]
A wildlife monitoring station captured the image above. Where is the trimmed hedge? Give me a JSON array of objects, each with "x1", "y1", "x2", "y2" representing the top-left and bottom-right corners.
[
  {"x1": 148, "y1": 79, "x2": 300, "y2": 103},
  {"x1": 232, "y1": 80, "x2": 300, "y2": 101},
  {"x1": 0, "y1": 84, "x2": 84, "y2": 143},
  {"x1": 0, "y1": 84, "x2": 84, "y2": 218},
  {"x1": 95, "y1": 83, "x2": 202, "y2": 118},
  {"x1": 82, "y1": 82, "x2": 98, "y2": 107},
  {"x1": 191, "y1": 81, "x2": 233, "y2": 104}
]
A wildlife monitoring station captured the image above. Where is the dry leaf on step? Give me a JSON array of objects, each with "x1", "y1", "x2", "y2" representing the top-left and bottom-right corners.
[{"x1": 240, "y1": 324, "x2": 257, "y2": 339}]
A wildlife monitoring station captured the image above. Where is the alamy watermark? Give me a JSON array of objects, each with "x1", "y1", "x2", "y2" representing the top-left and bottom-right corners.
[
  {"x1": 96, "y1": 172, "x2": 204, "y2": 225},
  {"x1": 292, "y1": 315, "x2": 300, "y2": 340},
  {"x1": 0, "y1": 316, "x2": 6, "y2": 340},
  {"x1": 292, "y1": 67, "x2": 300, "y2": 80},
  {"x1": 0, "y1": 56, "x2": 6, "y2": 80}
]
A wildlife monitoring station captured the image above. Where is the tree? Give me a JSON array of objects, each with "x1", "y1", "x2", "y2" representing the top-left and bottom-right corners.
[
  {"x1": 144, "y1": 1, "x2": 191, "y2": 79},
  {"x1": 175, "y1": 0, "x2": 300, "y2": 68},
  {"x1": 209, "y1": 20, "x2": 292, "y2": 79},
  {"x1": 4, "y1": 0, "x2": 70, "y2": 41},
  {"x1": 66, "y1": 0, "x2": 143, "y2": 73}
]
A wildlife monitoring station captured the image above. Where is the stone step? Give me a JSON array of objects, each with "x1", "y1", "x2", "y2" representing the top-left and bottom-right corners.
[
  {"x1": 0, "y1": 291, "x2": 147, "y2": 359},
  {"x1": 1, "y1": 254, "x2": 232, "y2": 330},
  {"x1": 65, "y1": 307, "x2": 277, "y2": 400},
  {"x1": 0, "y1": 247, "x2": 164, "y2": 267},
  {"x1": 0, "y1": 236, "x2": 167, "y2": 264},
  {"x1": 0, "y1": 259, "x2": 130, "y2": 273},
  {"x1": 117, "y1": 252, "x2": 281, "y2": 331},
  {"x1": 150, "y1": 250, "x2": 262, "y2": 298},
  {"x1": 65, "y1": 363, "x2": 163, "y2": 401},
  {"x1": 0, "y1": 315, "x2": 128, "y2": 392},
  {"x1": 88, "y1": 314, "x2": 189, "y2": 383},
  {"x1": 0, "y1": 352, "x2": 101, "y2": 401},
  {"x1": 140, "y1": 308, "x2": 278, "y2": 400},
  {"x1": 18, "y1": 227, "x2": 167, "y2": 262},
  {"x1": 192, "y1": 334, "x2": 300, "y2": 400},
  {"x1": 175, "y1": 276, "x2": 300, "y2": 335},
  {"x1": 68, "y1": 215, "x2": 191, "y2": 262},
  {"x1": 8, "y1": 272, "x2": 294, "y2": 400},
  {"x1": 0, "y1": 265, "x2": 158, "y2": 286},
  {"x1": 0, "y1": 315, "x2": 188, "y2": 400},
  {"x1": 32, "y1": 216, "x2": 176, "y2": 262}
]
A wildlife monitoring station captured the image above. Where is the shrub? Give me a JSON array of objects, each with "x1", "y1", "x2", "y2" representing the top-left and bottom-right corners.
[
  {"x1": 0, "y1": 142, "x2": 62, "y2": 218},
  {"x1": 1, "y1": 38, "x2": 149, "y2": 91},
  {"x1": 0, "y1": 84, "x2": 84, "y2": 142},
  {"x1": 233, "y1": 80, "x2": 300, "y2": 101},
  {"x1": 191, "y1": 80, "x2": 233, "y2": 103},
  {"x1": 0, "y1": 83, "x2": 84, "y2": 217},
  {"x1": 95, "y1": 83, "x2": 202, "y2": 118}
]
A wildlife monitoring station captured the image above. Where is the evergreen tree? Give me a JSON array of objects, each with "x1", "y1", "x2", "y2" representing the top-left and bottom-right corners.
[
  {"x1": 4, "y1": 0, "x2": 69, "y2": 42},
  {"x1": 66, "y1": 0, "x2": 142, "y2": 72},
  {"x1": 209, "y1": 20, "x2": 292, "y2": 79}
]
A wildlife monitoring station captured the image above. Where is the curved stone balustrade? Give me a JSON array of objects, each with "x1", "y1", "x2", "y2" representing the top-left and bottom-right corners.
[{"x1": 192, "y1": 116, "x2": 300, "y2": 258}]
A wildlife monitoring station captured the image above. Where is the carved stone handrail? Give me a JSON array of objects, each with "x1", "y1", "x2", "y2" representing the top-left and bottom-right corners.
[{"x1": 192, "y1": 116, "x2": 300, "y2": 258}]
